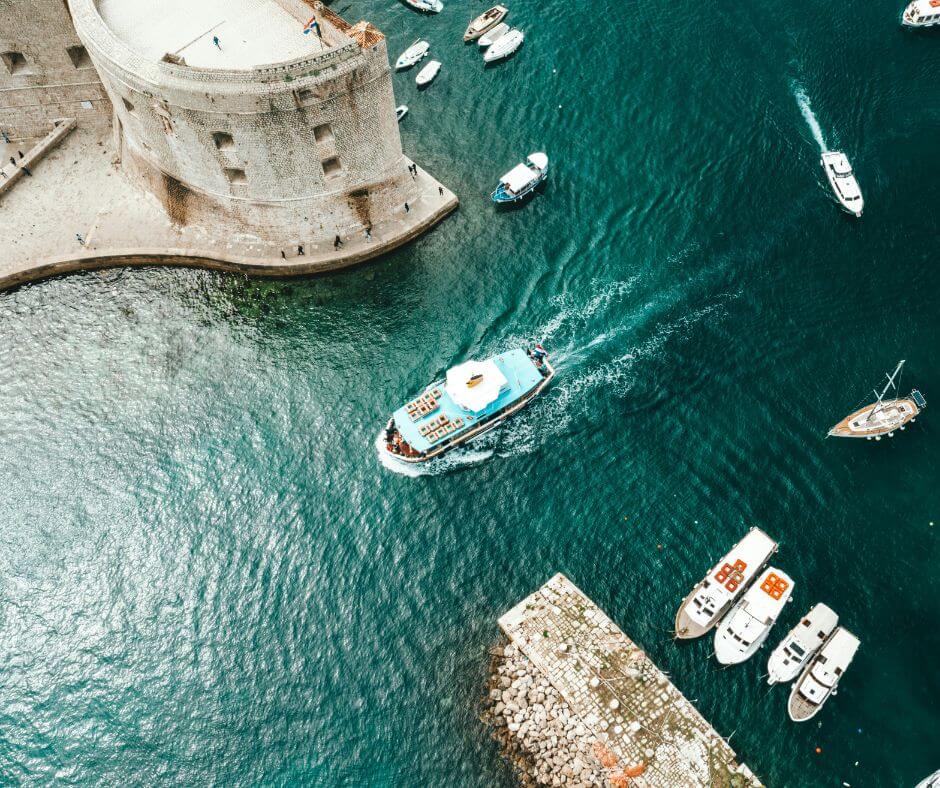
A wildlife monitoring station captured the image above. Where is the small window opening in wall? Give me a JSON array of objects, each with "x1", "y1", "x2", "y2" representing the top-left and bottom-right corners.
[
  {"x1": 297, "y1": 88, "x2": 314, "y2": 102},
  {"x1": 1, "y1": 51, "x2": 30, "y2": 75},
  {"x1": 212, "y1": 132, "x2": 235, "y2": 151},
  {"x1": 122, "y1": 97, "x2": 135, "y2": 113},
  {"x1": 224, "y1": 167, "x2": 247, "y2": 185},
  {"x1": 322, "y1": 157, "x2": 342, "y2": 177},
  {"x1": 66, "y1": 45, "x2": 92, "y2": 69},
  {"x1": 314, "y1": 123, "x2": 333, "y2": 143}
]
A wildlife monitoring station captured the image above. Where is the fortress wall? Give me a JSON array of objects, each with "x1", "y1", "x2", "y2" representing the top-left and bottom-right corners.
[{"x1": 0, "y1": 0, "x2": 111, "y2": 138}]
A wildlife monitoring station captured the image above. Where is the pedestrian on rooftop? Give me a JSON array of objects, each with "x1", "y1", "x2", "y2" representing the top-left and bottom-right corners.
[{"x1": 213, "y1": 35, "x2": 222, "y2": 50}]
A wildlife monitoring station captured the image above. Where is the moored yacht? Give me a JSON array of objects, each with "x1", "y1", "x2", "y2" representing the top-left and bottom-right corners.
[
  {"x1": 478, "y1": 22, "x2": 510, "y2": 48},
  {"x1": 903, "y1": 0, "x2": 940, "y2": 26},
  {"x1": 402, "y1": 0, "x2": 443, "y2": 13},
  {"x1": 828, "y1": 360, "x2": 926, "y2": 440},
  {"x1": 821, "y1": 151, "x2": 864, "y2": 217},
  {"x1": 395, "y1": 39, "x2": 430, "y2": 71},
  {"x1": 464, "y1": 5, "x2": 508, "y2": 41},
  {"x1": 674, "y1": 527, "x2": 778, "y2": 639},
  {"x1": 766, "y1": 603, "x2": 839, "y2": 685},
  {"x1": 415, "y1": 60, "x2": 442, "y2": 87},
  {"x1": 788, "y1": 627, "x2": 860, "y2": 722},
  {"x1": 382, "y1": 346, "x2": 554, "y2": 465},
  {"x1": 492, "y1": 153, "x2": 548, "y2": 203},
  {"x1": 483, "y1": 28, "x2": 524, "y2": 63},
  {"x1": 713, "y1": 566, "x2": 794, "y2": 665}
]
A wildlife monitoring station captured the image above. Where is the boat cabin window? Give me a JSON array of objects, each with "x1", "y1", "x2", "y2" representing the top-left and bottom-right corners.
[
  {"x1": 817, "y1": 630, "x2": 827, "y2": 639},
  {"x1": 801, "y1": 618, "x2": 810, "y2": 626},
  {"x1": 790, "y1": 643, "x2": 806, "y2": 657},
  {"x1": 818, "y1": 655, "x2": 827, "y2": 664}
]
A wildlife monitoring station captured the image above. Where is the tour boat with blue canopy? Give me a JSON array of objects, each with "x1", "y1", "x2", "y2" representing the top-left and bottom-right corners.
[
  {"x1": 492, "y1": 153, "x2": 548, "y2": 204},
  {"x1": 382, "y1": 346, "x2": 554, "y2": 464}
]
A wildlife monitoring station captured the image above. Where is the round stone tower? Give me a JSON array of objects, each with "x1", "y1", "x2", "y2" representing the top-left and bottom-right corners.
[{"x1": 66, "y1": 0, "x2": 447, "y2": 242}]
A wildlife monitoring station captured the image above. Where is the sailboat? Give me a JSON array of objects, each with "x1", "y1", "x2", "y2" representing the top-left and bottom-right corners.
[{"x1": 828, "y1": 360, "x2": 926, "y2": 440}]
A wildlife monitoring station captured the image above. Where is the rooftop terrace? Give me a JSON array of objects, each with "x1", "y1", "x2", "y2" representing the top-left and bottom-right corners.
[{"x1": 96, "y1": 0, "x2": 327, "y2": 69}]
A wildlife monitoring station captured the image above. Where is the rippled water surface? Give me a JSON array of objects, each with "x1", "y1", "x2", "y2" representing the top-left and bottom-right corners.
[{"x1": 1, "y1": 0, "x2": 939, "y2": 785}]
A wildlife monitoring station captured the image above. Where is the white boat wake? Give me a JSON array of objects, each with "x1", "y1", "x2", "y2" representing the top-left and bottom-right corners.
[{"x1": 792, "y1": 81, "x2": 828, "y2": 153}]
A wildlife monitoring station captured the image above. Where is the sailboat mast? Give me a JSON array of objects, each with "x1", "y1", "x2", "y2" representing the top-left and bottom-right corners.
[{"x1": 865, "y1": 360, "x2": 905, "y2": 422}]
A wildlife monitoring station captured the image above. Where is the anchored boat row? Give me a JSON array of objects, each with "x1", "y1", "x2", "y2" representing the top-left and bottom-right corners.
[{"x1": 675, "y1": 528, "x2": 860, "y2": 722}]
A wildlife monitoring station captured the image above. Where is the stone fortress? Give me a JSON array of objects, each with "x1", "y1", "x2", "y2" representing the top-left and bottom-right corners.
[{"x1": 0, "y1": 0, "x2": 457, "y2": 290}]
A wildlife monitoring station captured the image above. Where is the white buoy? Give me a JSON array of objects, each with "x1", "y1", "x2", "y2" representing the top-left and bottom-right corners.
[{"x1": 875, "y1": 436, "x2": 881, "y2": 441}]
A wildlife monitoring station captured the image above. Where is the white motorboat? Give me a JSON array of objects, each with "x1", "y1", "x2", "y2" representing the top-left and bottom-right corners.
[
  {"x1": 788, "y1": 627, "x2": 860, "y2": 722},
  {"x1": 821, "y1": 151, "x2": 864, "y2": 217},
  {"x1": 483, "y1": 28, "x2": 524, "y2": 63},
  {"x1": 395, "y1": 39, "x2": 430, "y2": 70},
  {"x1": 674, "y1": 527, "x2": 778, "y2": 639},
  {"x1": 713, "y1": 566, "x2": 794, "y2": 665},
  {"x1": 903, "y1": 0, "x2": 940, "y2": 26},
  {"x1": 464, "y1": 5, "x2": 508, "y2": 41},
  {"x1": 415, "y1": 60, "x2": 442, "y2": 87},
  {"x1": 915, "y1": 769, "x2": 940, "y2": 788},
  {"x1": 396, "y1": 105, "x2": 409, "y2": 122},
  {"x1": 478, "y1": 22, "x2": 510, "y2": 48},
  {"x1": 491, "y1": 152, "x2": 548, "y2": 203},
  {"x1": 403, "y1": 0, "x2": 443, "y2": 13},
  {"x1": 766, "y1": 603, "x2": 838, "y2": 685}
]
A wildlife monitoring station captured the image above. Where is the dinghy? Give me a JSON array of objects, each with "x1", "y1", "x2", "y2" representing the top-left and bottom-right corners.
[
  {"x1": 464, "y1": 5, "x2": 508, "y2": 41},
  {"x1": 402, "y1": 0, "x2": 443, "y2": 13},
  {"x1": 478, "y1": 22, "x2": 509, "y2": 48},
  {"x1": 396, "y1": 105, "x2": 409, "y2": 122},
  {"x1": 395, "y1": 39, "x2": 429, "y2": 70},
  {"x1": 483, "y1": 28, "x2": 523, "y2": 63},
  {"x1": 415, "y1": 60, "x2": 442, "y2": 87},
  {"x1": 491, "y1": 152, "x2": 548, "y2": 204}
]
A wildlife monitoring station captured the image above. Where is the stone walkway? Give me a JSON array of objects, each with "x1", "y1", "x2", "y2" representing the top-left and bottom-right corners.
[
  {"x1": 497, "y1": 574, "x2": 762, "y2": 787},
  {"x1": 0, "y1": 124, "x2": 457, "y2": 290}
]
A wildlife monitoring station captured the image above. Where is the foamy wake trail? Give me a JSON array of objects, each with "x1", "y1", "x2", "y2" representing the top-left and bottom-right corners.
[
  {"x1": 792, "y1": 82, "x2": 828, "y2": 153},
  {"x1": 375, "y1": 431, "x2": 494, "y2": 477}
]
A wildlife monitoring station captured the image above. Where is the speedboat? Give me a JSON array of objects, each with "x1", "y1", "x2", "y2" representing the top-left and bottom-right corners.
[
  {"x1": 396, "y1": 105, "x2": 409, "y2": 122},
  {"x1": 821, "y1": 151, "x2": 863, "y2": 217},
  {"x1": 483, "y1": 28, "x2": 524, "y2": 63},
  {"x1": 828, "y1": 360, "x2": 926, "y2": 440},
  {"x1": 766, "y1": 603, "x2": 838, "y2": 685},
  {"x1": 491, "y1": 152, "x2": 548, "y2": 203},
  {"x1": 464, "y1": 5, "x2": 508, "y2": 41},
  {"x1": 478, "y1": 22, "x2": 510, "y2": 48},
  {"x1": 402, "y1": 0, "x2": 443, "y2": 13},
  {"x1": 713, "y1": 566, "x2": 794, "y2": 665},
  {"x1": 415, "y1": 60, "x2": 442, "y2": 87},
  {"x1": 903, "y1": 0, "x2": 940, "y2": 26},
  {"x1": 395, "y1": 39, "x2": 429, "y2": 70},
  {"x1": 674, "y1": 527, "x2": 778, "y2": 639},
  {"x1": 788, "y1": 627, "x2": 860, "y2": 722},
  {"x1": 382, "y1": 346, "x2": 554, "y2": 465}
]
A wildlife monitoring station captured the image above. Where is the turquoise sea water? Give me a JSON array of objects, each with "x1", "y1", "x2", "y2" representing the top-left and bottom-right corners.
[{"x1": 1, "y1": 0, "x2": 939, "y2": 785}]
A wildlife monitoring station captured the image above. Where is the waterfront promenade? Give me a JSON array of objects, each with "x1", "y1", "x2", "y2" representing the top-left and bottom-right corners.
[
  {"x1": 0, "y1": 125, "x2": 457, "y2": 292},
  {"x1": 487, "y1": 574, "x2": 762, "y2": 787}
]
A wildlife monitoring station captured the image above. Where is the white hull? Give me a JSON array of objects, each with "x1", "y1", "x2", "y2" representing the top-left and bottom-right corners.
[
  {"x1": 821, "y1": 151, "x2": 863, "y2": 217},
  {"x1": 416, "y1": 61, "x2": 442, "y2": 87},
  {"x1": 395, "y1": 40, "x2": 430, "y2": 70},
  {"x1": 478, "y1": 22, "x2": 510, "y2": 48},
  {"x1": 484, "y1": 29, "x2": 523, "y2": 62}
]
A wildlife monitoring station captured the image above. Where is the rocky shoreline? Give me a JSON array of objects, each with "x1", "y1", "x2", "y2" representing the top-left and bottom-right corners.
[{"x1": 483, "y1": 640, "x2": 616, "y2": 787}]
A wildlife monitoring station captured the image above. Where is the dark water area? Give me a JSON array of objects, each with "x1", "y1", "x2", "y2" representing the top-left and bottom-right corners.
[{"x1": 1, "y1": 0, "x2": 938, "y2": 785}]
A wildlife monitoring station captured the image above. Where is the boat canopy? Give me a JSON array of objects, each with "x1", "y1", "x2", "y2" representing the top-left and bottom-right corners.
[
  {"x1": 446, "y1": 359, "x2": 508, "y2": 412},
  {"x1": 500, "y1": 163, "x2": 538, "y2": 193}
]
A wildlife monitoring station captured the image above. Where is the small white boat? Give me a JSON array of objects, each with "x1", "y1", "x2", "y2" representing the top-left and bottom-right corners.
[
  {"x1": 821, "y1": 151, "x2": 863, "y2": 217},
  {"x1": 713, "y1": 566, "x2": 794, "y2": 665},
  {"x1": 396, "y1": 105, "x2": 409, "y2": 122},
  {"x1": 915, "y1": 769, "x2": 940, "y2": 788},
  {"x1": 478, "y1": 22, "x2": 510, "y2": 48},
  {"x1": 674, "y1": 527, "x2": 778, "y2": 639},
  {"x1": 483, "y1": 28, "x2": 524, "y2": 63},
  {"x1": 402, "y1": 0, "x2": 443, "y2": 13},
  {"x1": 395, "y1": 39, "x2": 430, "y2": 70},
  {"x1": 788, "y1": 627, "x2": 860, "y2": 722},
  {"x1": 766, "y1": 603, "x2": 839, "y2": 685},
  {"x1": 415, "y1": 60, "x2": 442, "y2": 87},
  {"x1": 491, "y1": 152, "x2": 548, "y2": 203},
  {"x1": 464, "y1": 5, "x2": 508, "y2": 41},
  {"x1": 903, "y1": 0, "x2": 940, "y2": 26}
]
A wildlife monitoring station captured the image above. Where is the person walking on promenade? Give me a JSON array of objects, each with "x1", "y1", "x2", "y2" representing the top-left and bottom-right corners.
[
  {"x1": 76, "y1": 233, "x2": 85, "y2": 245},
  {"x1": 1, "y1": 130, "x2": 10, "y2": 144},
  {"x1": 438, "y1": 186, "x2": 444, "y2": 197},
  {"x1": 334, "y1": 234, "x2": 342, "y2": 250},
  {"x1": 404, "y1": 202, "x2": 410, "y2": 213},
  {"x1": 297, "y1": 244, "x2": 305, "y2": 255}
]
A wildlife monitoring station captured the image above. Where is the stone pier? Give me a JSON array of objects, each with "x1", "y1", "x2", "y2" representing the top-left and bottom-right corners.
[{"x1": 484, "y1": 574, "x2": 762, "y2": 787}]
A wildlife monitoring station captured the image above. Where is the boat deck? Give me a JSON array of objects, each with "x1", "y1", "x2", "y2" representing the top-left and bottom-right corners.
[
  {"x1": 829, "y1": 397, "x2": 918, "y2": 437},
  {"x1": 787, "y1": 690, "x2": 818, "y2": 721},
  {"x1": 392, "y1": 349, "x2": 545, "y2": 454}
]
